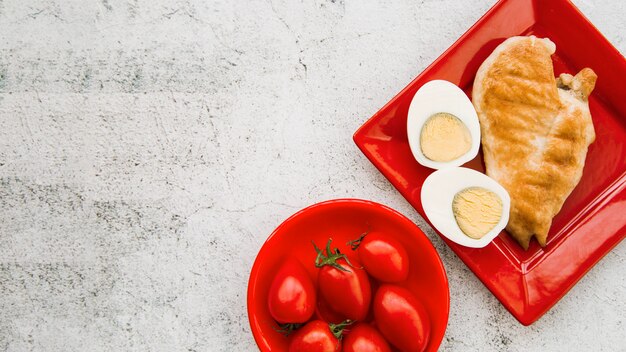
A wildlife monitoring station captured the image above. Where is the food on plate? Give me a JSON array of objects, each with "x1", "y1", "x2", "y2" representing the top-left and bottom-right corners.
[
  {"x1": 342, "y1": 323, "x2": 391, "y2": 352},
  {"x1": 373, "y1": 285, "x2": 430, "y2": 352},
  {"x1": 452, "y1": 187, "x2": 503, "y2": 239},
  {"x1": 313, "y1": 239, "x2": 372, "y2": 321},
  {"x1": 421, "y1": 167, "x2": 510, "y2": 248},
  {"x1": 288, "y1": 319, "x2": 351, "y2": 352},
  {"x1": 268, "y1": 257, "x2": 316, "y2": 324},
  {"x1": 348, "y1": 231, "x2": 409, "y2": 282},
  {"x1": 472, "y1": 35, "x2": 597, "y2": 249},
  {"x1": 407, "y1": 79, "x2": 481, "y2": 169},
  {"x1": 420, "y1": 112, "x2": 472, "y2": 162}
]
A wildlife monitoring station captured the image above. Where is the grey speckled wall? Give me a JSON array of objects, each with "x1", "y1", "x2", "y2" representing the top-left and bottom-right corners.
[{"x1": 1, "y1": 0, "x2": 624, "y2": 351}]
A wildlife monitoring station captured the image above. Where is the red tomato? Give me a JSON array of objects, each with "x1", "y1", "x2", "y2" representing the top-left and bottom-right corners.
[
  {"x1": 314, "y1": 239, "x2": 371, "y2": 321},
  {"x1": 315, "y1": 295, "x2": 345, "y2": 324},
  {"x1": 349, "y1": 231, "x2": 409, "y2": 282},
  {"x1": 268, "y1": 257, "x2": 316, "y2": 324},
  {"x1": 342, "y1": 323, "x2": 391, "y2": 352},
  {"x1": 288, "y1": 320, "x2": 344, "y2": 352},
  {"x1": 373, "y1": 285, "x2": 430, "y2": 352}
]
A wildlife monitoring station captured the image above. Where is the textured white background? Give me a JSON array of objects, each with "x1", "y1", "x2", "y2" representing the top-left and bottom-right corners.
[{"x1": 0, "y1": 0, "x2": 624, "y2": 351}]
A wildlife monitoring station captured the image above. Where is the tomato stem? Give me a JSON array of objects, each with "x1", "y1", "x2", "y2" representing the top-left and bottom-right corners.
[
  {"x1": 274, "y1": 322, "x2": 302, "y2": 336},
  {"x1": 328, "y1": 319, "x2": 353, "y2": 340},
  {"x1": 312, "y1": 239, "x2": 354, "y2": 272},
  {"x1": 347, "y1": 230, "x2": 369, "y2": 250}
]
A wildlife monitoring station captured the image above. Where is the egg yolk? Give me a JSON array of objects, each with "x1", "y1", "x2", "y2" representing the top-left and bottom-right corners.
[
  {"x1": 452, "y1": 187, "x2": 502, "y2": 239},
  {"x1": 420, "y1": 112, "x2": 472, "y2": 162}
]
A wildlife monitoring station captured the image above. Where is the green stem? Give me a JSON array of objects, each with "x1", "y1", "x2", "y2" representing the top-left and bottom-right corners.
[
  {"x1": 312, "y1": 239, "x2": 355, "y2": 272},
  {"x1": 329, "y1": 319, "x2": 353, "y2": 340},
  {"x1": 274, "y1": 322, "x2": 302, "y2": 336},
  {"x1": 346, "y1": 231, "x2": 368, "y2": 250}
]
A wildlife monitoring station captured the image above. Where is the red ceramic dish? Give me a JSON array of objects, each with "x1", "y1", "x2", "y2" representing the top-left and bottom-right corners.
[
  {"x1": 353, "y1": 0, "x2": 626, "y2": 325},
  {"x1": 247, "y1": 199, "x2": 449, "y2": 351}
]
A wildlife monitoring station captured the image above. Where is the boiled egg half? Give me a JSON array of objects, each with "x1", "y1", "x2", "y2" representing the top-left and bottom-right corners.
[
  {"x1": 421, "y1": 167, "x2": 510, "y2": 248},
  {"x1": 407, "y1": 80, "x2": 480, "y2": 169}
]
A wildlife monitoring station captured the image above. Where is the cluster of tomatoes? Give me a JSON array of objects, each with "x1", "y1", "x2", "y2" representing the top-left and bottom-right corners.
[{"x1": 267, "y1": 231, "x2": 431, "y2": 352}]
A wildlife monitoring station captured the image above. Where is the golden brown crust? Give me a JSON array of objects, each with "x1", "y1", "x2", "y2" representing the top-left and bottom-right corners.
[{"x1": 473, "y1": 36, "x2": 596, "y2": 249}]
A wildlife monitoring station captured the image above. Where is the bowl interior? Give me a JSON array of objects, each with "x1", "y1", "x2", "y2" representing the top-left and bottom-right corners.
[{"x1": 247, "y1": 199, "x2": 449, "y2": 351}]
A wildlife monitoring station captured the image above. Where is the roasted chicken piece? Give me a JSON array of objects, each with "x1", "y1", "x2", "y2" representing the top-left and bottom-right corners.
[{"x1": 472, "y1": 36, "x2": 596, "y2": 249}]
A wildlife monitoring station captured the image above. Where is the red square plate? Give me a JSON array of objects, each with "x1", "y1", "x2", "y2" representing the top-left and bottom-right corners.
[{"x1": 353, "y1": 0, "x2": 626, "y2": 325}]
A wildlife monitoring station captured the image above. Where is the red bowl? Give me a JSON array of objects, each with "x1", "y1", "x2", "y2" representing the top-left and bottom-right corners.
[{"x1": 247, "y1": 199, "x2": 449, "y2": 351}]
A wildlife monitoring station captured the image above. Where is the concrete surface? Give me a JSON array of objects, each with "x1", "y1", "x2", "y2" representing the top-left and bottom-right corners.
[{"x1": 0, "y1": 0, "x2": 624, "y2": 351}]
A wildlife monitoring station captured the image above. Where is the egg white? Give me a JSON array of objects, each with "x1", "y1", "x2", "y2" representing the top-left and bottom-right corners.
[
  {"x1": 407, "y1": 80, "x2": 480, "y2": 169},
  {"x1": 421, "y1": 167, "x2": 510, "y2": 248}
]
